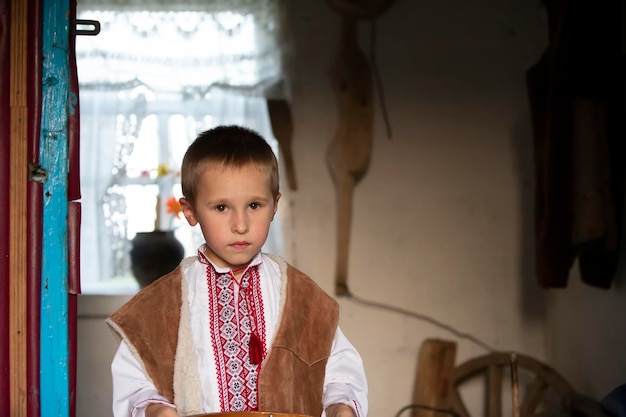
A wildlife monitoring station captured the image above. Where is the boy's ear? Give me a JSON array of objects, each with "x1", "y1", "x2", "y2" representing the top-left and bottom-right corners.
[
  {"x1": 179, "y1": 197, "x2": 198, "y2": 226},
  {"x1": 271, "y1": 193, "x2": 281, "y2": 220}
]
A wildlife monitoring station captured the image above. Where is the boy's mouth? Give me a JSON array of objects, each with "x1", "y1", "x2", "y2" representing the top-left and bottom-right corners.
[{"x1": 230, "y1": 241, "x2": 251, "y2": 250}]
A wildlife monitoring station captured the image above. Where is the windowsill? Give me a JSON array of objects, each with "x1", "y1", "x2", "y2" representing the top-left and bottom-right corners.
[{"x1": 80, "y1": 275, "x2": 140, "y2": 296}]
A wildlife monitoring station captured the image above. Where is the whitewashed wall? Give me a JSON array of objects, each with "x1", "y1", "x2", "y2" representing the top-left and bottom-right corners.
[
  {"x1": 281, "y1": 1, "x2": 547, "y2": 416},
  {"x1": 76, "y1": 1, "x2": 626, "y2": 416},
  {"x1": 545, "y1": 263, "x2": 626, "y2": 400}
]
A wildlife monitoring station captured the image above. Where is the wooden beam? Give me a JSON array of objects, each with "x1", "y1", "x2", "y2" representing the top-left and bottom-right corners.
[{"x1": 9, "y1": 0, "x2": 29, "y2": 414}]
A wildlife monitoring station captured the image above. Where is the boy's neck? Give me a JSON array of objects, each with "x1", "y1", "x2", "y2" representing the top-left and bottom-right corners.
[
  {"x1": 231, "y1": 264, "x2": 248, "y2": 282},
  {"x1": 231, "y1": 265, "x2": 247, "y2": 274}
]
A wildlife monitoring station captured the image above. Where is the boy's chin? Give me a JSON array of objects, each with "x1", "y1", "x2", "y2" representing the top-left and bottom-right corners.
[{"x1": 222, "y1": 252, "x2": 259, "y2": 268}]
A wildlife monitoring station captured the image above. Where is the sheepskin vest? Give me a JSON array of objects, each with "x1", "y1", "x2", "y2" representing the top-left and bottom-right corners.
[{"x1": 107, "y1": 257, "x2": 339, "y2": 417}]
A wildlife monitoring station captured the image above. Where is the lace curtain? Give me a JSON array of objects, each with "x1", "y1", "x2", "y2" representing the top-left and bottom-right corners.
[{"x1": 77, "y1": 0, "x2": 285, "y2": 293}]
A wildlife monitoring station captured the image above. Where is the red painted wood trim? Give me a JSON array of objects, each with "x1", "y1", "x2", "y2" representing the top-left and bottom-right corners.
[
  {"x1": 68, "y1": 0, "x2": 80, "y2": 414},
  {"x1": 68, "y1": 0, "x2": 80, "y2": 202},
  {"x1": 27, "y1": 0, "x2": 43, "y2": 416},
  {"x1": 68, "y1": 202, "x2": 81, "y2": 295},
  {"x1": 68, "y1": 201, "x2": 81, "y2": 417}
]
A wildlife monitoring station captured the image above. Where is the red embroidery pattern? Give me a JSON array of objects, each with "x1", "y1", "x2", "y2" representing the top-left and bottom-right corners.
[{"x1": 203, "y1": 256, "x2": 267, "y2": 412}]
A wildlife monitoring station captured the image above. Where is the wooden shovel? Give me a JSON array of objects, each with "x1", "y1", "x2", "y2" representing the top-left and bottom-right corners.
[
  {"x1": 326, "y1": 0, "x2": 396, "y2": 295},
  {"x1": 327, "y1": 15, "x2": 373, "y2": 296}
]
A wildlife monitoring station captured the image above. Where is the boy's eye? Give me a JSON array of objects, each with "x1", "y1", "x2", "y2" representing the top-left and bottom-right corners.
[
  {"x1": 216, "y1": 205, "x2": 227, "y2": 212},
  {"x1": 249, "y1": 202, "x2": 260, "y2": 210}
]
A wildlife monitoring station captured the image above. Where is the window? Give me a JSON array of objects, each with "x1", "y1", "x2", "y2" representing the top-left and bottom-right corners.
[{"x1": 76, "y1": 1, "x2": 285, "y2": 294}]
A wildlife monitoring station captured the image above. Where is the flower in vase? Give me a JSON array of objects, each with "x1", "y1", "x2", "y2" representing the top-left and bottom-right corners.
[{"x1": 166, "y1": 196, "x2": 183, "y2": 220}]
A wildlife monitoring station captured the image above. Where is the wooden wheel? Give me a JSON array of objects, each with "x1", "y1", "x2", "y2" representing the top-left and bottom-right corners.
[{"x1": 450, "y1": 352, "x2": 575, "y2": 417}]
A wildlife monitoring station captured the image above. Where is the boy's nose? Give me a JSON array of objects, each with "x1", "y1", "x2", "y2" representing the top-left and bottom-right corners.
[{"x1": 231, "y1": 211, "x2": 249, "y2": 233}]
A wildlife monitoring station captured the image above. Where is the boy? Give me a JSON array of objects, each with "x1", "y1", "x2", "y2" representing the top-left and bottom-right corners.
[{"x1": 107, "y1": 125, "x2": 368, "y2": 417}]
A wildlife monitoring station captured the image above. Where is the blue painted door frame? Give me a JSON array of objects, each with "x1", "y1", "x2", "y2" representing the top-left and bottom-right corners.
[{"x1": 39, "y1": 0, "x2": 72, "y2": 415}]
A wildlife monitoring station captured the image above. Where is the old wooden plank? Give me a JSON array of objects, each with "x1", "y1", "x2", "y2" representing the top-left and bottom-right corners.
[
  {"x1": 412, "y1": 339, "x2": 458, "y2": 417},
  {"x1": 9, "y1": 0, "x2": 30, "y2": 414}
]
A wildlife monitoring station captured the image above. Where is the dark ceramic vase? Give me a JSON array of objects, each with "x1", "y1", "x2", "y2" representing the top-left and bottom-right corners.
[{"x1": 130, "y1": 230, "x2": 185, "y2": 288}]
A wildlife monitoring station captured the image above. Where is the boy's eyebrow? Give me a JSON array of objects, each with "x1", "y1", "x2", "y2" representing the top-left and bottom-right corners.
[
  {"x1": 205, "y1": 194, "x2": 272, "y2": 204},
  {"x1": 248, "y1": 195, "x2": 272, "y2": 202}
]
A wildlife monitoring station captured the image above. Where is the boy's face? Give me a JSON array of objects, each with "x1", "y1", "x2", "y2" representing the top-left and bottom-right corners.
[{"x1": 179, "y1": 164, "x2": 280, "y2": 270}]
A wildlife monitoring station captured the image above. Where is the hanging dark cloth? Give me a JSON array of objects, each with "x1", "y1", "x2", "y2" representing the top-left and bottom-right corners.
[{"x1": 526, "y1": 0, "x2": 625, "y2": 289}]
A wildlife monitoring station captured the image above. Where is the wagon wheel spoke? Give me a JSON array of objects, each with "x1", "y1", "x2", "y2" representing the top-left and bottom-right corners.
[
  {"x1": 519, "y1": 377, "x2": 548, "y2": 417},
  {"x1": 487, "y1": 364, "x2": 503, "y2": 417},
  {"x1": 450, "y1": 386, "x2": 471, "y2": 417}
]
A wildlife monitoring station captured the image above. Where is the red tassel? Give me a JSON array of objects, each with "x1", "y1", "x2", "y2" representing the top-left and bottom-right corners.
[{"x1": 249, "y1": 332, "x2": 263, "y2": 365}]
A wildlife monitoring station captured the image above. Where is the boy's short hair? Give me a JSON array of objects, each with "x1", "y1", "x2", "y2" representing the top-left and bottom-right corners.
[{"x1": 181, "y1": 125, "x2": 280, "y2": 207}]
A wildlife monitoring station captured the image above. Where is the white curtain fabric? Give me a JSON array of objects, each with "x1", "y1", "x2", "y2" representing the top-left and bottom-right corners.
[
  {"x1": 77, "y1": 1, "x2": 284, "y2": 293},
  {"x1": 76, "y1": 8, "x2": 283, "y2": 92}
]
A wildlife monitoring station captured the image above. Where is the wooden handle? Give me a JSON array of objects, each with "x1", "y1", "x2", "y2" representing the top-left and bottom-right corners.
[
  {"x1": 267, "y1": 98, "x2": 297, "y2": 191},
  {"x1": 510, "y1": 352, "x2": 520, "y2": 417}
]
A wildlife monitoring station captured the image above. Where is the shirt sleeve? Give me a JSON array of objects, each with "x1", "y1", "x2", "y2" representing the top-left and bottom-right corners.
[
  {"x1": 111, "y1": 340, "x2": 177, "y2": 417},
  {"x1": 322, "y1": 326, "x2": 369, "y2": 417}
]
